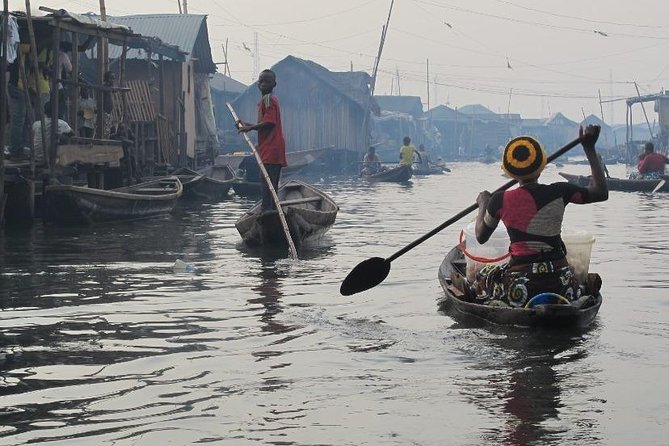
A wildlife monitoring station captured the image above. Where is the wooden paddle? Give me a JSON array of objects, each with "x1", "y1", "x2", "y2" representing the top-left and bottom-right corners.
[
  {"x1": 651, "y1": 179, "x2": 666, "y2": 194},
  {"x1": 227, "y1": 103, "x2": 299, "y2": 260},
  {"x1": 340, "y1": 136, "x2": 583, "y2": 296}
]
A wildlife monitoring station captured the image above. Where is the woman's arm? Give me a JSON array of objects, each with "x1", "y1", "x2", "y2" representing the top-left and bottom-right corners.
[{"x1": 581, "y1": 125, "x2": 609, "y2": 202}]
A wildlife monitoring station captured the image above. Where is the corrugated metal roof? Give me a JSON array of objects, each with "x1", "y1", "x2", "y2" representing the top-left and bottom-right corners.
[
  {"x1": 210, "y1": 73, "x2": 247, "y2": 94},
  {"x1": 107, "y1": 14, "x2": 216, "y2": 73},
  {"x1": 375, "y1": 95, "x2": 424, "y2": 117}
]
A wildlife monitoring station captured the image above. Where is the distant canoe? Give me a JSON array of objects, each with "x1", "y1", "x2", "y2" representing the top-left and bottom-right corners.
[
  {"x1": 559, "y1": 172, "x2": 669, "y2": 193},
  {"x1": 438, "y1": 246, "x2": 602, "y2": 328},
  {"x1": 150, "y1": 168, "x2": 204, "y2": 197},
  {"x1": 44, "y1": 177, "x2": 183, "y2": 225},
  {"x1": 363, "y1": 164, "x2": 412, "y2": 182},
  {"x1": 235, "y1": 180, "x2": 338, "y2": 248},
  {"x1": 412, "y1": 163, "x2": 449, "y2": 175},
  {"x1": 191, "y1": 165, "x2": 235, "y2": 200}
]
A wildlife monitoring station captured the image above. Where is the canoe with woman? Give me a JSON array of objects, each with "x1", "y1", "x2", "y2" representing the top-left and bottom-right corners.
[{"x1": 341, "y1": 125, "x2": 609, "y2": 328}]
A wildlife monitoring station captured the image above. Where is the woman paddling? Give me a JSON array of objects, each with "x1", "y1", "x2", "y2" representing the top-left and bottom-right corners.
[{"x1": 473, "y1": 125, "x2": 608, "y2": 307}]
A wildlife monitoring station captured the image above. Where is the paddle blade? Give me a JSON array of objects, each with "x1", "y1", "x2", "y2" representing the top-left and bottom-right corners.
[
  {"x1": 652, "y1": 179, "x2": 666, "y2": 194},
  {"x1": 340, "y1": 257, "x2": 391, "y2": 296}
]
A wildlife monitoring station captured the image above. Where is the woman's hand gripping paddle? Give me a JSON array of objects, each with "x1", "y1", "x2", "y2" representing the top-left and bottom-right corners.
[{"x1": 340, "y1": 137, "x2": 584, "y2": 296}]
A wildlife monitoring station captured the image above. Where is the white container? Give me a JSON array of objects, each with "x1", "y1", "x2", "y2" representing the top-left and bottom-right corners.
[
  {"x1": 463, "y1": 221, "x2": 510, "y2": 282},
  {"x1": 562, "y1": 229, "x2": 595, "y2": 283}
]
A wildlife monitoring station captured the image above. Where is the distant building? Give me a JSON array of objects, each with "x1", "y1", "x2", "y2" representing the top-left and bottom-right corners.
[
  {"x1": 209, "y1": 73, "x2": 247, "y2": 148},
  {"x1": 109, "y1": 14, "x2": 218, "y2": 167},
  {"x1": 372, "y1": 96, "x2": 426, "y2": 158}
]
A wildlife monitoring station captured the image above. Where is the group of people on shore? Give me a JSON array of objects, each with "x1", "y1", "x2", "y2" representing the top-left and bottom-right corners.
[{"x1": 5, "y1": 35, "x2": 117, "y2": 166}]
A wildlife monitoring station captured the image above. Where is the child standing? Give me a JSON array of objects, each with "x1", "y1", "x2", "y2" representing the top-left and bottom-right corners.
[
  {"x1": 237, "y1": 69, "x2": 287, "y2": 211},
  {"x1": 77, "y1": 86, "x2": 96, "y2": 138}
]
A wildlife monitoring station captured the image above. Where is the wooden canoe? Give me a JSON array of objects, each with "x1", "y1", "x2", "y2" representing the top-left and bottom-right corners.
[
  {"x1": 189, "y1": 165, "x2": 235, "y2": 200},
  {"x1": 559, "y1": 172, "x2": 669, "y2": 193},
  {"x1": 44, "y1": 177, "x2": 183, "y2": 225},
  {"x1": 437, "y1": 246, "x2": 602, "y2": 328},
  {"x1": 235, "y1": 180, "x2": 338, "y2": 248},
  {"x1": 412, "y1": 163, "x2": 448, "y2": 176},
  {"x1": 363, "y1": 164, "x2": 412, "y2": 182},
  {"x1": 148, "y1": 168, "x2": 205, "y2": 197}
]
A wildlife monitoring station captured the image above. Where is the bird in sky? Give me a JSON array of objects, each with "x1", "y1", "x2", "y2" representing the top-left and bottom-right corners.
[{"x1": 242, "y1": 42, "x2": 252, "y2": 52}]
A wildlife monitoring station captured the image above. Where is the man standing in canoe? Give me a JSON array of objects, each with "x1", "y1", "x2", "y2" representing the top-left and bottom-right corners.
[
  {"x1": 399, "y1": 136, "x2": 422, "y2": 166},
  {"x1": 237, "y1": 69, "x2": 287, "y2": 211},
  {"x1": 473, "y1": 125, "x2": 608, "y2": 308}
]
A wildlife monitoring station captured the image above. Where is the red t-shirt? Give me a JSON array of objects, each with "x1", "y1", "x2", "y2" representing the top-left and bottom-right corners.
[
  {"x1": 257, "y1": 94, "x2": 287, "y2": 166},
  {"x1": 637, "y1": 152, "x2": 668, "y2": 174}
]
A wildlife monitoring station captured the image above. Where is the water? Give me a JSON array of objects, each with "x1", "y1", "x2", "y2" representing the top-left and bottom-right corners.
[{"x1": 1, "y1": 162, "x2": 668, "y2": 445}]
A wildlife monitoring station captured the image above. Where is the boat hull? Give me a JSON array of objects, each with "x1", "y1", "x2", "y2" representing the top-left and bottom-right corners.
[
  {"x1": 559, "y1": 172, "x2": 669, "y2": 193},
  {"x1": 438, "y1": 246, "x2": 602, "y2": 328},
  {"x1": 364, "y1": 164, "x2": 412, "y2": 182},
  {"x1": 189, "y1": 165, "x2": 234, "y2": 200},
  {"x1": 44, "y1": 177, "x2": 183, "y2": 225},
  {"x1": 235, "y1": 180, "x2": 338, "y2": 248}
]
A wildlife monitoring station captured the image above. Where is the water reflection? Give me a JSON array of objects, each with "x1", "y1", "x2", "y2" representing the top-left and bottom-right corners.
[{"x1": 455, "y1": 327, "x2": 603, "y2": 446}]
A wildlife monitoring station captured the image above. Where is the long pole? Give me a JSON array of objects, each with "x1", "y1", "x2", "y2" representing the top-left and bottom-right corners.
[
  {"x1": 426, "y1": 58, "x2": 430, "y2": 112},
  {"x1": 183, "y1": 0, "x2": 188, "y2": 14},
  {"x1": 363, "y1": 0, "x2": 394, "y2": 151},
  {"x1": 0, "y1": 0, "x2": 8, "y2": 224},
  {"x1": 634, "y1": 82, "x2": 654, "y2": 139},
  {"x1": 25, "y1": 0, "x2": 49, "y2": 174},
  {"x1": 226, "y1": 102, "x2": 299, "y2": 260}
]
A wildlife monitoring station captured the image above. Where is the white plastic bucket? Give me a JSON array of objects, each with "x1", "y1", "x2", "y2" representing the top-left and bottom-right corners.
[
  {"x1": 562, "y1": 229, "x2": 595, "y2": 283},
  {"x1": 462, "y1": 221, "x2": 510, "y2": 282}
]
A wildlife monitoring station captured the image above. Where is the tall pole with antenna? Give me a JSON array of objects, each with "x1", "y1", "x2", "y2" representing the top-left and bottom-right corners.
[
  {"x1": 370, "y1": 0, "x2": 394, "y2": 96},
  {"x1": 363, "y1": 0, "x2": 395, "y2": 152}
]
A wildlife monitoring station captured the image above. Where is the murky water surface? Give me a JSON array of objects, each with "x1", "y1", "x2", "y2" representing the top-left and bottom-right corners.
[{"x1": 0, "y1": 163, "x2": 668, "y2": 445}]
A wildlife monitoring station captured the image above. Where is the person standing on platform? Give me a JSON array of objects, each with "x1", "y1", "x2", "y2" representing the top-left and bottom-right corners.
[{"x1": 237, "y1": 69, "x2": 287, "y2": 212}]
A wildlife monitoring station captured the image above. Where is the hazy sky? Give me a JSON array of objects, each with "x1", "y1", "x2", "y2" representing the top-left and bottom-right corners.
[{"x1": 9, "y1": 0, "x2": 669, "y2": 124}]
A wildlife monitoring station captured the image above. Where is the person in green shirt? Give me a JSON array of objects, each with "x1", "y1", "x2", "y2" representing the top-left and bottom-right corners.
[{"x1": 399, "y1": 136, "x2": 422, "y2": 166}]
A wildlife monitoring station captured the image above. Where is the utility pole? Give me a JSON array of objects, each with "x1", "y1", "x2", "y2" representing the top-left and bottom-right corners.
[
  {"x1": 395, "y1": 65, "x2": 401, "y2": 95},
  {"x1": 221, "y1": 39, "x2": 231, "y2": 76},
  {"x1": 370, "y1": 0, "x2": 394, "y2": 96},
  {"x1": 177, "y1": 0, "x2": 182, "y2": 14},
  {"x1": 426, "y1": 58, "x2": 430, "y2": 112},
  {"x1": 252, "y1": 31, "x2": 259, "y2": 81},
  {"x1": 183, "y1": 0, "x2": 188, "y2": 14},
  {"x1": 507, "y1": 88, "x2": 512, "y2": 114},
  {"x1": 609, "y1": 69, "x2": 614, "y2": 125}
]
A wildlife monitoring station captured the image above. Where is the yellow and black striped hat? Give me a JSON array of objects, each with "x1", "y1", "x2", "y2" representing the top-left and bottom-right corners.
[{"x1": 502, "y1": 136, "x2": 547, "y2": 180}]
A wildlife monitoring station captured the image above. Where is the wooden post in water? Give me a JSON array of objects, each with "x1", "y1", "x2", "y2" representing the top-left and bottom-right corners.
[
  {"x1": 0, "y1": 0, "x2": 8, "y2": 224},
  {"x1": 49, "y1": 22, "x2": 60, "y2": 171},
  {"x1": 69, "y1": 31, "x2": 79, "y2": 135},
  {"x1": 25, "y1": 0, "x2": 49, "y2": 174}
]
